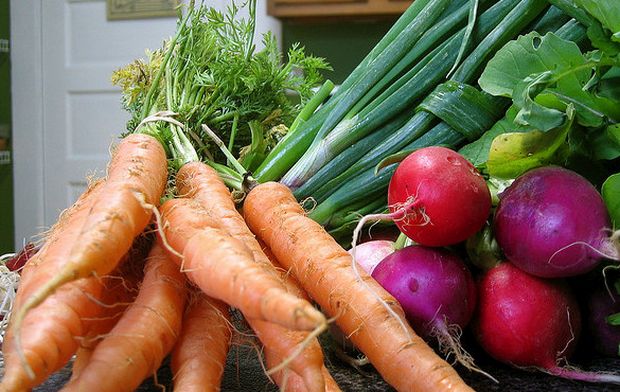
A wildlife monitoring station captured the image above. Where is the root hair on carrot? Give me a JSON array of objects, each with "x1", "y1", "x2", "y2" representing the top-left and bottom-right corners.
[
  {"x1": 300, "y1": 197, "x2": 318, "y2": 214},
  {"x1": 350, "y1": 203, "x2": 417, "y2": 340},
  {"x1": 151, "y1": 203, "x2": 184, "y2": 264},
  {"x1": 266, "y1": 320, "x2": 329, "y2": 377}
]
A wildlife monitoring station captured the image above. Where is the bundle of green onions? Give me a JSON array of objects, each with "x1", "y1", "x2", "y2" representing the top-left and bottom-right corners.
[
  {"x1": 249, "y1": 0, "x2": 619, "y2": 242},
  {"x1": 114, "y1": 0, "x2": 619, "y2": 243}
]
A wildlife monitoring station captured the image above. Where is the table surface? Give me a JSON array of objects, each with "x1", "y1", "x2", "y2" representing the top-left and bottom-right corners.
[{"x1": 29, "y1": 333, "x2": 620, "y2": 392}]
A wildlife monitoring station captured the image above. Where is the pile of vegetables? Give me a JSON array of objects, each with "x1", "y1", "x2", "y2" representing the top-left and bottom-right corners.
[{"x1": 1, "y1": 0, "x2": 620, "y2": 391}]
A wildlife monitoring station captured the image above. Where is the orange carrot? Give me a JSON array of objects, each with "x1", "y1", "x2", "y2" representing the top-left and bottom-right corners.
[
  {"x1": 171, "y1": 290, "x2": 232, "y2": 392},
  {"x1": 250, "y1": 318, "x2": 326, "y2": 392},
  {"x1": 244, "y1": 182, "x2": 475, "y2": 392},
  {"x1": 158, "y1": 197, "x2": 325, "y2": 332},
  {"x1": 266, "y1": 352, "x2": 342, "y2": 392},
  {"x1": 0, "y1": 182, "x2": 107, "y2": 391},
  {"x1": 176, "y1": 162, "x2": 328, "y2": 392},
  {"x1": 70, "y1": 248, "x2": 147, "y2": 380},
  {"x1": 8, "y1": 133, "x2": 167, "y2": 383},
  {"x1": 62, "y1": 242, "x2": 187, "y2": 392},
  {"x1": 250, "y1": 243, "x2": 328, "y2": 392}
]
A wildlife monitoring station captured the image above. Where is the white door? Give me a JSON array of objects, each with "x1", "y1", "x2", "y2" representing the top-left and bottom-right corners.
[
  {"x1": 40, "y1": 0, "x2": 180, "y2": 225},
  {"x1": 11, "y1": 0, "x2": 280, "y2": 246}
]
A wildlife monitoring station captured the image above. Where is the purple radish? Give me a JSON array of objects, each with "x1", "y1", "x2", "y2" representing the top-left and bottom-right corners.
[
  {"x1": 474, "y1": 262, "x2": 620, "y2": 384},
  {"x1": 587, "y1": 286, "x2": 620, "y2": 357},
  {"x1": 494, "y1": 166, "x2": 618, "y2": 278},
  {"x1": 348, "y1": 240, "x2": 395, "y2": 275},
  {"x1": 371, "y1": 245, "x2": 492, "y2": 379}
]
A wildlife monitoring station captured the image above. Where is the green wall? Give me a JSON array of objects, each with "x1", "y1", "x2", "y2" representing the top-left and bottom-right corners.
[
  {"x1": 0, "y1": 0, "x2": 14, "y2": 253},
  {"x1": 282, "y1": 18, "x2": 397, "y2": 85}
]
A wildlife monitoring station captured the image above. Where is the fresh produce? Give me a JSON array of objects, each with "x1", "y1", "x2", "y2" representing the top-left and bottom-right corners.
[
  {"x1": 70, "y1": 248, "x2": 148, "y2": 380},
  {"x1": 63, "y1": 244, "x2": 187, "y2": 392},
  {"x1": 159, "y1": 197, "x2": 325, "y2": 331},
  {"x1": 371, "y1": 245, "x2": 489, "y2": 378},
  {"x1": 494, "y1": 166, "x2": 618, "y2": 278},
  {"x1": 171, "y1": 291, "x2": 232, "y2": 392},
  {"x1": 4, "y1": 0, "x2": 620, "y2": 390},
  {"x1": 1, "y1": 181, "x2": 110, "y2": 391},
  {"x1": 5, "y1": 133, "x2": 169, "y2": 389},
  {"x1": 244, "y1": 181, "x2": 474, "y2": 392},
  {"x1": 348, "y1": 240, "x2": 395, "y2": 275},
  {"x1": 387, "y1": 146, "x2": 491, "y2": 246},
  {"x1": 372, "y1": 246, "x2": 476, "y2": 339},
  {"x1": 474, "y1": 262, "x2": 620, "y2": 384},
  {"x1": 586, "y1": 285, "x2": 620, "y2": 357}
]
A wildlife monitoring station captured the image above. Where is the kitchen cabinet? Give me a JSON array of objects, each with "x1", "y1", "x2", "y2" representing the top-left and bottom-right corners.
[{"x1": 268, "y1": 0, "x2": 413, "y2": 19}]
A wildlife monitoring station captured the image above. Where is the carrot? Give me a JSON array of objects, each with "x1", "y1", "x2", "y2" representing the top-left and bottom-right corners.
[
  {"x1": 253, "y1": 241, "x2": 329, "y2": 392},
  {"x1": 0, "y1": 181, "x2": 108, "y2": 391},
  {"x1": 8, "y1": 133, "x2": 168, "y2": 382},
  {"x1": 70, "y1": 247, "x2": 147, "y2": 380},
  {"x1": 176, "y1": 162, "x2": 328, "y2": 391},
  {"x1": 158, "y1": 197, "x2": 325, "y2": 332},
  {"x1": 62, "y1": 242, "x2": 187, "y2": 392},
  {"x1": 171, "y1": 290, "x2": 232, "y2": 392},
  {"x1": 266, "y1": 352, "x2": 342, "y2": 392},
  {"x1": 243, "y1": 182, "x2": 475, "y2": 392}
]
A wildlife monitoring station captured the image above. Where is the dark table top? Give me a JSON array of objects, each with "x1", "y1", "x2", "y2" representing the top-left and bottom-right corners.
[{"x1": 31, "y1": 334, "x2": 620, "y2": 392}]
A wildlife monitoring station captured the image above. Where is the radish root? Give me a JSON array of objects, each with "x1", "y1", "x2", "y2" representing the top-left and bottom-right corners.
[{"x1": 432, "y1": 321, "x2": 498, "y2": 383}]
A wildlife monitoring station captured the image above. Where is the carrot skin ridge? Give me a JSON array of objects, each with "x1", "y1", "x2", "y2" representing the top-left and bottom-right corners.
[
  {"x1": 158, "y1": 197, "x2": 325, "y2": 332},
  {"x1": 62, "y1": 243, "x2": 187, "y2": 392},
  {"x1": 171, "y1": 290, "x2": 232, "y2": 392},
  {"x1": 243, "y1": 182, "x2": 474, "y2": 392}
]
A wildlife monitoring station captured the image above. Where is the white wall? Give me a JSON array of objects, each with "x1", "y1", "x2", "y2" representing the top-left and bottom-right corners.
[{"x1": 10, "y1": 0, "x2": 280, "y2": 248}]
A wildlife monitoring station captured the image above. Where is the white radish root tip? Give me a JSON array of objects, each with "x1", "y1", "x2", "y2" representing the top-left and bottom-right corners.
[{"x1": 432, "y1": 321, "x2": 498, "y2": 383}]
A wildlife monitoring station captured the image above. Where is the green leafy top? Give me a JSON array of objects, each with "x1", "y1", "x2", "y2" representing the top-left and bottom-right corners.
[
  {"x1": 112, "y1": 0, "x2": 330, "y2": 170},
  {"x1": 461, "y1": 27, "x2": 620, "y2": 180}
]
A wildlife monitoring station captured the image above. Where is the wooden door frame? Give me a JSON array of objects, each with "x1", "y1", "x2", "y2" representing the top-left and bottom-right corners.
[{"x1": 10, "y1": 0, "x2": 45, "y2": 247}]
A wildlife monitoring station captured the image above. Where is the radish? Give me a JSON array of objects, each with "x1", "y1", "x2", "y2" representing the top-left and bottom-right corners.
[
  {"x1": 494, "y1": 166, "x2": 619, "y2": 278},
  {"x1": 348, "y1": 240, "x2": 395, "y2": 275},
  {"x1": 474, "y1": 262, "x2": 620, "y2": 384},
  {"x1": 586, "y1": 286, "x2": 620, "y2": 357},
  {"x1": 371, "y1": 245, "x2": 493, "y2": 379},
  {"x1": 387, "y1": 146, "x2": 491, "y2": 247}
]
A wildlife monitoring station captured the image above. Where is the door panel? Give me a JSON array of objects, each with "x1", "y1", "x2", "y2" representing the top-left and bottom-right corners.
[{"x1": 41, "y1": 0, "x2": 177, "y2": 223}]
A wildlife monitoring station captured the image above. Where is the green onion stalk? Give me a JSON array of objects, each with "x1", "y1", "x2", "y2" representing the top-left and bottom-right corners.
[{"x1": 310, "y1": 15, "x2": 588, "y2": 227}]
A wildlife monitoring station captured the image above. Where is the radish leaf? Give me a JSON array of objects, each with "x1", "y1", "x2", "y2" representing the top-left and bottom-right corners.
[{"x1": 601, "y1": 172, "x2": 620, "y2": 228}]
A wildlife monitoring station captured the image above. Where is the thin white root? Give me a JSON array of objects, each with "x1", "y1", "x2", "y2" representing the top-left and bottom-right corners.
[
  {"x1": 349, "y1": 198, "x2": 419, "y2": 340},
  {"x1": 432, "y1": 321, "x2": 498, "y2": 383}
]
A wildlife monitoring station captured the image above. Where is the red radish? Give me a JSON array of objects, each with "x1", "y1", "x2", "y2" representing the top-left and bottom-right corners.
[
  {"x1": 371, "y1": 245, "x2": 492, "y2": 379},
  {"x1": 494, "y1": 166, "x2": 618, "y2": 278},
  {"x1": 387, "y1": 146, "x2": 491, "y2": 247},
  {"x1": 348, "y1": 240, "x2": 395, "y2": 275},
  {"x1": 5, "y1": 243, "x2": 38, "y2": 272},
  {"x1": 474, "y1": 262, "x2": 620, "y2": 384}
]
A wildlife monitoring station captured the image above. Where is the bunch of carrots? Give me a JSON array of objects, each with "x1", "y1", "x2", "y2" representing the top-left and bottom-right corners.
[
  {"x1": 0, "y1": 132, "x2": 475, "y2": 392},
  {"x1": 0, "y1": 1, "x2": 496, "y2": 391}
]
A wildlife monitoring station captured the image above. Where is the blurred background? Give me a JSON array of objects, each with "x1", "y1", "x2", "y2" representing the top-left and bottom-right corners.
[{"x1": 2, "y1": 0, "x2": 409, "y2": 253}]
